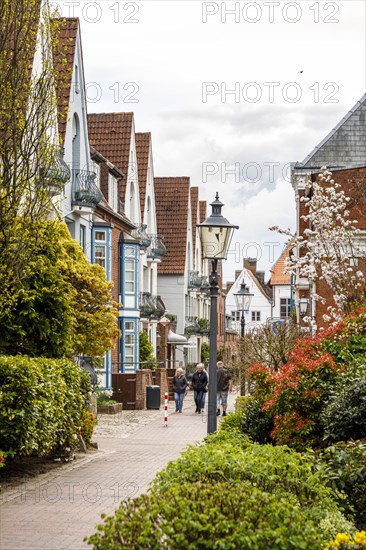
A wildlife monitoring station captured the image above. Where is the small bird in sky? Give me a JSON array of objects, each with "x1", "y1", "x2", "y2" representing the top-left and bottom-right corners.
[{"x1": 299, "y1": 70, "x2": 304, "y2": 73}]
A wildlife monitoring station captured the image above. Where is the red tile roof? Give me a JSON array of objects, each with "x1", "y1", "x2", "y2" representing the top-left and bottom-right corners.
[
  {"x1": 87, "y1": 112, "x2": 133, "y2": 197},
  {"x1": 154, "y1": 177, "x2": 190, "y2": 275},
  {"x1": 135, "y1": 132, "x2": 151, "y2": 218},
  {"x1": 270, "y1": 244, "x2": 292, "y2": 285},
  {"x1": 190, "y1": 187, "x2": 199, "y2": 254},
  {"x1": 51, "y1": 18, "x2": 78, "y2": 145},
  {"x1": 247, "y1": 269, "x2": 272, "y2": 301}
]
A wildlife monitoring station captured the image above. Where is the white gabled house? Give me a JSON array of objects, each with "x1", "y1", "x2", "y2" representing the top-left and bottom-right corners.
[
  {"x1": 136, "y1": 132, "x2": 167, "y2": 356},
  {"x1": 53, "y1": 18, "x2": 102, "y2": 258},
  {"x1": 225, "y1": 259, "x2": 272, "y2": 333}
]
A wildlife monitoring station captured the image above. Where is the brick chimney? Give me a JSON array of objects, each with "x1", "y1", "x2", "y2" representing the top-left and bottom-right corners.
[
  {"x1": 235, "y1": 270, "x2": 242, "y2": 281},
  {"x1": 243, "y1": 258, "x2": 257, "y2": 274}
]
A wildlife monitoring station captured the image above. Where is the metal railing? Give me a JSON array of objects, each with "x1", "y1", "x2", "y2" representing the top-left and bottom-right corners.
[
  {"x1": 188, "y1": 270, "x2": 203, "y2": 290},
  {"x1": 131, "y1": 223, "x2": 151, "y2": 250},
  {"x1": 40, "y1": 148, "x2": 71, "y2": 197},
  {"x1": 140, "y1": 291, "x2": 166, "y2": 320},
  {"x1": 72, "y1": 169, "x2": 102, "y2": 207},
  {"x1": 146, "y1": 234, "x2": 167, "y2": 260},
  {"x1": 185, "y1": 316, "x2": 210, "y2": 336}
]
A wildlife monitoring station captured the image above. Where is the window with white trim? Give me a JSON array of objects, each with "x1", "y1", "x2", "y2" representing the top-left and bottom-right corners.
[
  {"x1": 280, "y1": 298, "x2": 291, "y2": 319},
  {"x1": 251, "y1": 311, "x2": 261, "y2": 321},
  {"x1": 92, "y1": 227, "x2": 112, "y2": 281},
  {"x1": 108, "y1": 173, "x2": 119, "y2": 212},
  {"x1": 124, "y1": 246, "x2": 136, "y2": 294}
]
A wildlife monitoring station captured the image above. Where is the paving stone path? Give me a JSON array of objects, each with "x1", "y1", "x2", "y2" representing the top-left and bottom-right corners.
[{"x1": 0, "y1": 392, "x2": 236, "y2": 550}]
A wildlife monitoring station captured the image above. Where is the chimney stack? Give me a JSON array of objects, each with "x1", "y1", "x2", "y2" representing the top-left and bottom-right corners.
[{"x1": 244, "y1": 258, "x2": 257, "y2": 274}]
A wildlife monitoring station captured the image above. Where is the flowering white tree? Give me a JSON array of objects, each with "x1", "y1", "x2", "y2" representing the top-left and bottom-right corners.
[{"x1": 271, "y1": 168, "x2": 365, "y2": 321}]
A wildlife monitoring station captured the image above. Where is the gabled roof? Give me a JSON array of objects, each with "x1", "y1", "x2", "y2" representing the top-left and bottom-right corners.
[
  {"x1": 246, "y1": 269, "x2": 272, "y2": 301},
  {"x1": 87, "y1": 112, "x2": 134, "y2": 197},
  {"x1": 295, "y1": 93, "x2": 366, "y2": 171},
  {"x1": 51, "y1": 18, "x2": 78, "y2": 145},
  {"x1": 199, "y1": 200, "x2": 207, "y2": 223},
  {"x1": 135, "y1": 132, "x2": 151, "y2": 218},
  {"x1": 270, "y1": 244, "x2": 292, "y2": 286},
  {"x1": 154, "y1": 177, "x2": 190, "y2": 275},
  {"x1": 190, "y1": 187, "x2": 199, "y2": 254}
]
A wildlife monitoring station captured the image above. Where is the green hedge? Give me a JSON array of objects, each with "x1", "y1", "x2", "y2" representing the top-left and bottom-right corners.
[
  {"x1": 0, "y1": 355, "x2": 91, "y2": 458},
  {"x1": 86, "y1": 428, "x2": 354, "y2": 549}
]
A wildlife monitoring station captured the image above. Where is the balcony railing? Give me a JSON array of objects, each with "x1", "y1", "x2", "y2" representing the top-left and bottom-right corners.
[
  {"x1": 146, "y1": 235, "x2": 167, "y2": 261},
  {"x1": 185, "y1": 316, "x2": 210, "y2": 336},
  {"x1": 200, "y1": 276, "x2": 210, "y2": 296},
  {"x1": 188, "y1": 270, "x2": 203, "y2": 290},
  {"x1": 131, "y1": 224, "x2": 151, "y2": 250},
  {"x1": 40, "y1": 148, "x2": 71, "y2": 197},
  {"x1": 140, "y1": 292, "x2": 166, "y2": 320},
  {"x1": 72, "y1": 169, "x2": 102, "y2": 208}
]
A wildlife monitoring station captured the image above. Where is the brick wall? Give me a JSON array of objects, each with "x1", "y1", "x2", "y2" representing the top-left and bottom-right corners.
[{"x1": 304, "y1": 167, "x2": 366, "y2": 328}]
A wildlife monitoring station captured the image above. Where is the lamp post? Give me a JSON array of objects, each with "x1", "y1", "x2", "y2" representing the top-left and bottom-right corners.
[
  {"x1": 234, "y1": 282, "x2": 254, "y2": 337},
  {"x1": 198, "y1": 193, "x2": 238, "y2": 434},
  {"x1": 299, "y1": 295, "x2": 309, "y2": 319}
]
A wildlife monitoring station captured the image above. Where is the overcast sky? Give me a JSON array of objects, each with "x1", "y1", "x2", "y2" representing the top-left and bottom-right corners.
[{"x1": 54, "y1": 0, "x2": 366, "y2": 281}]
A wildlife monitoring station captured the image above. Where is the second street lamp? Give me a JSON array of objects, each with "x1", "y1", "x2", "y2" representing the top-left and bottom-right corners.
[
  {"x1": 234, "y1": 281, "x2": 254, "y2": 337},
  {"x1": 299, "y1": 295, "x2": 309, "y2": 319},
  {"x1": 198, "y1": 193, "x2": 238, "y2": 435}
]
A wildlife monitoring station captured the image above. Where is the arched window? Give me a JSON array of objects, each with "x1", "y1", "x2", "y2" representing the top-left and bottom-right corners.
[
  {"x1": 147, "y1": 196, "x2": 152, "y2": 232},
  {"x1": 72, "y1": 113, "x2": 80, "y2": 169},
  {"x1": 129, "y1": 182, "x2": 135, "y2": 222}
]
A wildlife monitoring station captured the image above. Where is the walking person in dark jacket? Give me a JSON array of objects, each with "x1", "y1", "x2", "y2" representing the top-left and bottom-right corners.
[
  {"x1": 191, "y1": 363, "x2": 208, "y2": 414},
  {"x1": 172, "y1": 368, "x2": 188, "y2": 413},
  {"x1": 216, "y1": 361, "x2": 232, "y2": 417}
]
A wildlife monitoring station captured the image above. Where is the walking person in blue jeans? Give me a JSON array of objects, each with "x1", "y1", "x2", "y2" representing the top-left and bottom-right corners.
[
  {"x1": 173, "y1": 368, "x2": 188, "y2": 413},
  {"x1": 191, "y1": 363, "x2": 208, "y2": 414}
]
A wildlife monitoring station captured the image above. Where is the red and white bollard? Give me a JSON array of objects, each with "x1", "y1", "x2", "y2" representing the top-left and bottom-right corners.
[{"x1": 164, "y1": 391, "x2": 168, "y2": 427}]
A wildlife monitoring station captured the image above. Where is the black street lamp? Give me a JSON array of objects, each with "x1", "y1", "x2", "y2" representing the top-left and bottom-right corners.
[
  {"x1": 198, "y1": 193, "x2": 238, "y2": 434},
  {"x1": 299, "y1": 295, "x2": 309, "y2": 319},
  {"x1": 234, "y1": 281, "x2": 254, "y2": 337}
]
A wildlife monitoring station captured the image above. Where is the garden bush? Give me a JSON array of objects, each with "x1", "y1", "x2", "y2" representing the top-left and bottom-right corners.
[
  {"x1": 322, "y1": 378, "x2": 366, "y2": 443},
  {"x1": 87, "y1": 430, "x2": 353, "y2": 549},
  {"x1": 87, "y1": 481, "x2": 336, "y2": 550},
  {"x1": 219, "y1": 410, "x2": 243, "y2": 432},
  {"x1": 313, "y1": 440, "x2": 366, "y2": 526},
  {"x1": 241, "y1": 397, "x2": 273, "y2": 444},
  {"x1": 245, "y1": 308, "x2": 366, "y2": 449},
  {"x1": 0, "y1": 355, "x2": 91, "y2": 461}
]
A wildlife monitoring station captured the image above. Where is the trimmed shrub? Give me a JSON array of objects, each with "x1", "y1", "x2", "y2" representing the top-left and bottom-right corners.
[
  {"x1": 0, "y1": 355, "x2": 91, "y2": 459},
  {"x1": 234, "y1": 395, "x2": 251, "y2": 412},
  {"x1": 87, "y1": 481, "x2": 334, "y2": 550},
  {"x1": 87, "y1": 431, "x2": 353, "y2": 549},
  {"x1": 219, "y1": 410, "x2": 244, "y2": 432}
]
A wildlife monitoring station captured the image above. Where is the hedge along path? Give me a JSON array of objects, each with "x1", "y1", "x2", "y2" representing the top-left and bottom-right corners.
[{"x1": 0, "y1": 389, "x2": 212, "y2": 550}]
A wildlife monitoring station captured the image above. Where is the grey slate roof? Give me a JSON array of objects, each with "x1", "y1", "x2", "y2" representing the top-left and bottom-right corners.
[{"x1": 294, "y1": 93, "x2": 366, "y2": 172}]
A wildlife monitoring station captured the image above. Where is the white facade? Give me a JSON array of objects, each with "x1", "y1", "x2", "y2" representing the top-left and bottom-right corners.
[
  {"x1": 271, "y1": 284, "x2": 292, "y2": 321},
  {"x1": 226, "y1": 268, "x2": 272, "y2": 333},
  {"x1": 139, "y1": 136, "x2": 161, "y2": 355},
  {"x1": 59, "y1": 23, "x2": 96, "y2": 260}
]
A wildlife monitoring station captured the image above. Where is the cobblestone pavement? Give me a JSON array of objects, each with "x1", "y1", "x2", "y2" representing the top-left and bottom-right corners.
[{"x1": 0, "y1": 391, "x2": 236, "y2": 550}]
